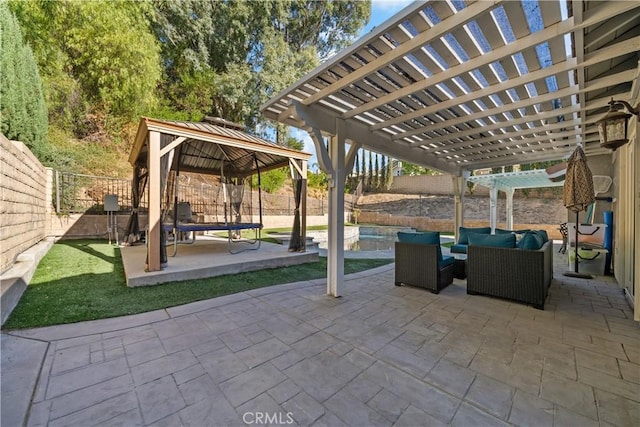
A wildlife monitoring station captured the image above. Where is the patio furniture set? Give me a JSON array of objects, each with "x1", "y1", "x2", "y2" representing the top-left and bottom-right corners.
[{"x1": 395, "y1": 227, "x2": 553, "y2": 310}]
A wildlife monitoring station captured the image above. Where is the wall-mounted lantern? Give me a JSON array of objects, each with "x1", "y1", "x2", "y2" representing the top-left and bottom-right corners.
[{"x1": 597, "y1": 98, "x2": 639, "y2": 151}]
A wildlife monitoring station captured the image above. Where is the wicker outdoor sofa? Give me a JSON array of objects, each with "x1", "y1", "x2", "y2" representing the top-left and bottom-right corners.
[{"x1": 466, "y1": 240, "x2": 554, "y2": 309}]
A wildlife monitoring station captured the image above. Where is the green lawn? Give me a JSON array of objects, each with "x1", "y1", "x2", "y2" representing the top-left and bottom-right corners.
[{"x1": 3, "y1": 240, "x2": 392, "y2": 330}]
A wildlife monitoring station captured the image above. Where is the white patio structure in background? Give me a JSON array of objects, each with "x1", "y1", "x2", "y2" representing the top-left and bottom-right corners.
[
  {"x1": 260, "y1": 0, "x2": 639, "y2": 318},
  {"x1": 468, "y1": 169, "x2": 565, "y2": 231}
]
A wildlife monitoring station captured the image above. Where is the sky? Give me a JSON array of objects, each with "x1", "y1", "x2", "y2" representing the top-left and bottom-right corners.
[{"x1": 292, "y1": 0, "x2": 415, "y2": 170}]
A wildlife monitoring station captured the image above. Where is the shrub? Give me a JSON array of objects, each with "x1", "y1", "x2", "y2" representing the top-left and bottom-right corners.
[{"x1": 257, "y1": 167, "x2": 288, "y2": 193}]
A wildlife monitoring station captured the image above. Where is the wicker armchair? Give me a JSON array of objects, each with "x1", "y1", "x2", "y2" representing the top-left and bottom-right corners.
[
  {"x1": 466, "y1": 241, "x2": 553, "y2": 309},
  {"x1": 395, "y1": 242, "x2": 454, "y2": 294}
]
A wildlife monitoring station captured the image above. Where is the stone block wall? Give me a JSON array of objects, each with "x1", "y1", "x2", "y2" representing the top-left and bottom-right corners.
[
  {"x1": 358, "y1": 211, "x2": 562, "y2": 240},
  {"x1": 0, "y1": 135, "x2": 48, "y2": 273},
  {"x1": 390, "y1": 174, "x2": 490, "y2": 196}
]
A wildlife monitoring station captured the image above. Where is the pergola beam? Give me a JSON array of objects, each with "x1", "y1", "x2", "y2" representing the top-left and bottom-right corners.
[
  {"x1": 466, "y1": 147, "x2": 575, "y2": 170},
  {"x1": 290, "y1": 102, "x2": 461, "y2": 175}
]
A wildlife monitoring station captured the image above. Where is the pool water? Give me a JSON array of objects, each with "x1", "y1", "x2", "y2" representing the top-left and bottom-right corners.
[
  {"x1": 346, "y1": 235, "x2": 397, "y2": 251},
  {"x1": 314, "y1": 226, "x2": 454, "y2": 252},
  {"x1": 318, "y1": 234, "x2": 397, "y2": 251}
]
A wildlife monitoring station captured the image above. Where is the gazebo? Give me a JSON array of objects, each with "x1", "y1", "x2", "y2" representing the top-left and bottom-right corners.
[{"x1": 127, "y1": 117, "x2": 312, "y2": 272}]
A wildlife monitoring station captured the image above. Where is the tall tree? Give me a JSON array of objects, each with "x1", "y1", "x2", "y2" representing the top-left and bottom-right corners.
[
  {"x1": 380, "y1": 155, "x2": 387, "y2": 190},
  {"x1": 10, "y1": 0, "x2": 161, "y2": 133},
  {"x1": 0, "y1": 1, "x2": 47, "y2": 156},
  {"x1": 153, "y1": 0, "x2": 370, "y2": 129},
  {"x1": 374, "y1": 153, "x2": 380, "y2": 189},
  {"x1": 386, "y1": 156, "x2": 394, "y2": 188},
  {"x1": 401, "y1": 162, "x2": 439, "y2": 176},
  {"x1": 367, "y1": 150, "x2": 373, "y2": 191},
  {"x1": 354, "y1": 151, "x2": 360, "y2": 177}
]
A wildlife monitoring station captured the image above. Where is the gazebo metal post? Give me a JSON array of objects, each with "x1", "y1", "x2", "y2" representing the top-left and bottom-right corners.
[
  {"x1": 173, "y1": 146, "x2": 182, "y2": 232},
  {"x1": 254, "y1": 156, "x2": 263, "y2": 237}
]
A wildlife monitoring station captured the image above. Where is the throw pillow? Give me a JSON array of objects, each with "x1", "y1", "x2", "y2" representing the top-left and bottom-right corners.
[
  {"x1": 532, "y1": 229, "x2": 549, "y2": 243},
  {"x1": 495, "y1": 228, "x2": 530, "y2": 234},
  {"x1": 518, "y1": 231, "x2": 544, "y2": 250},
  {"x1": 494, "y1": 228, "x2": 512, "y2": 235},
  {"x1": 468, "y1": 232, "x2": 516, "y2": 248},
  {"x1": 458, "y1": 226, "x2": 491, "y2": 245}
]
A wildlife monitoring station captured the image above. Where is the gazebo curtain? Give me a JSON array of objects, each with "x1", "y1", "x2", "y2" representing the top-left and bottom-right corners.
[
  {"x1": 288, "y1": 177, "x2": 304, "y2": 252},
  {"x1": 124, "y1": 163, "x2": 147, "y2": 245},
  {"x1": 158, "y1": 144, "x2": 176, "y2": 264}
]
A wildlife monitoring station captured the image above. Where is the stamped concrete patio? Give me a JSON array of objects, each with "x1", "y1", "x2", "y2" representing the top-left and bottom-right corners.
[{"x1": 2, "y1": 246, "x2": 638, "y2": 426}]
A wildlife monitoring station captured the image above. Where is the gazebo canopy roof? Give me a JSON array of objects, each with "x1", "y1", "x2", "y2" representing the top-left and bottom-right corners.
[
  {"x1": 129, "y1": 117, "x2": 311, "y2": 177},
  {"x1": 261, "y1": 0, "x2": 639, "y2": 175},
  {"x1": 468, "y1": 168, "x2": 564, "y2": 192}
]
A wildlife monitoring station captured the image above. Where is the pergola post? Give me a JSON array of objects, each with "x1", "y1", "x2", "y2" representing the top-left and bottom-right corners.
[
  {"x1": 489, "y1": 186, "x2": 498, "y2": 232},
  {"x1": 452, "y1": 173, "x2": 469, "y2": 242},
  {"x1": 147, "y1": 131, "x2": 161, "y2": 272},
  {"x1": 327, "y1": 121, "x2": 346, "y2": 297},
  {"x1": 505, "y1": 187, "x2": 515, "y2": 230}
]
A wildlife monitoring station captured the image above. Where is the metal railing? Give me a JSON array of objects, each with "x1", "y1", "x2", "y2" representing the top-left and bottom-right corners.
[
  {"x1": 53, "y1": 171, "x2": 338, "y2": 216},
  {"x1": 54, "y1": 171, "x2": 137, "y2": 213}
]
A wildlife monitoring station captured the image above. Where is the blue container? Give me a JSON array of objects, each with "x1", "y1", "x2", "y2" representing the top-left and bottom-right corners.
[{"x1": 603, "y1": 211, "x2": 613, "y2": 274}]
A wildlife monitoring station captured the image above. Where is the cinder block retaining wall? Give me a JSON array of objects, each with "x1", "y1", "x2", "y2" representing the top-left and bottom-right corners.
[{"x1": 0, "y1": 136, "x2": 49, "y2": 273}]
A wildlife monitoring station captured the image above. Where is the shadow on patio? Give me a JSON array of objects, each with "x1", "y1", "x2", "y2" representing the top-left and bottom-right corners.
[{"x1": 3, "y1": 244, "x2": 638, "y2": 426}]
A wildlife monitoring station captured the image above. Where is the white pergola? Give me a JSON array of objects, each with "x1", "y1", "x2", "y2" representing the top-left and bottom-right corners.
[
  {"x1": 468, "y1": 169, "x2": 565, "y2": 231},
  {"x1": 261, "y1": 0, "x2": 640, "y2": 296}
]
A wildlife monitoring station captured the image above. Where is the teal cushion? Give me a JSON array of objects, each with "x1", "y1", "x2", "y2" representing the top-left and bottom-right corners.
[
  {"x1": 494, "y1": 228, "x2": 530, "y2": 235},
  {"x1": 397, "y1": 231, "x2": 445, "y2": 266},
  {"x1": 494, "y1": 228, "x2": 511, "y2": 235},
  {"x1": 441, "y1": 255, "x2": 455, "y2": 268},
  {"x1": 397, "y1": 231, "x2": 439, "y2": 245},
  {"x1": 450, "y1": 244, "x2": 467, "y2": 254},
  {"x1": 532, "y1": 230, "x2": 549, "y2": 243},
  {"x1": 468, "y1": 232, "x2": 516, "y2": 248},
  {"x1": 458, "y1": 227, "x2": 491, "y2": 245},
  {"x1": 518, "y1": 231, "x2": 544, "y2": 250}
]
